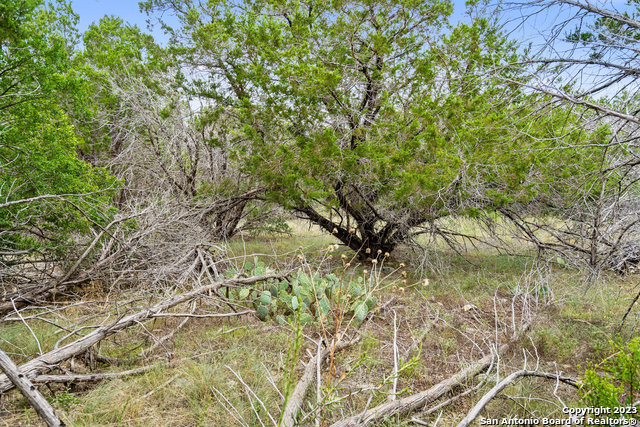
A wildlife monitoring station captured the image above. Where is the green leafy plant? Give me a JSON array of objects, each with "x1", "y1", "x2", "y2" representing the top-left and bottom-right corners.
[
  {"x1": 140, "y1": 0, "x2": 602, "y2": 260},
  {"x1": 580, "y1": 337, "x2": 640, "y2": 416},
  {"x1": 237, "y1": 253, "x2": 379, "y2": 326},
  {"x1": 232, "y1": 246, "x2": 410, "y2": 392},
  {"x1": 0, "y1": 0, "x2": 119, "y2": 259},
  {"x1": 49, "y1": 389, "x2": 82, "y2": 411}
]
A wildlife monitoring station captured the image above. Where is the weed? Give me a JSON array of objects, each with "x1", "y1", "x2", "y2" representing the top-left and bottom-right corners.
[
  {"x1": 580, "y1": 337, "x2": 640, "y2": 415},
  {"x1": 49, "y1": 389, "x2": 82, "y2": 411}
]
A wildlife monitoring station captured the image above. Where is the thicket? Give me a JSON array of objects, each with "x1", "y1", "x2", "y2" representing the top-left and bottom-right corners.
[{"x1": 1, "y1": 0, "x2": 640, "y2": 425}]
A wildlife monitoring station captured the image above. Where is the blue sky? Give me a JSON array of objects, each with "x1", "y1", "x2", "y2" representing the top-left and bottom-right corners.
[
  {"x1": 71, "y1": 0, "x2": 180, "y2": 45},
  {"x1": 71, "y1": 0, "x2": 472, "y2": 43},
  {"x1": 73, "y1": 0, "x2": 152, "y2": 31},
  {"x1": 73, "y1": 0, "x2": 146, "y2": 30}
]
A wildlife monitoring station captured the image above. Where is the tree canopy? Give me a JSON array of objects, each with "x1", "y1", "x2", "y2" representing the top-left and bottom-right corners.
[
  {"x1": 0, "y1": 0, "x2": 117, "y2": 258},
  {"x1": 140, "y1": 0, "x2": 598, "y2": 257}
]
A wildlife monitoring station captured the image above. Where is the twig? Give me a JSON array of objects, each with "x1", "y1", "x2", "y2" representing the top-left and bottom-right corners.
[
  {"x1": 401, "y1": 319, "x2": 435, "y2": 363},
  {"x1": 391, "y1": 310, "x2": 398, "y2": 401},
  {"x1": 0, "y1": 212, "x2": 141, "y2": 316},
  {"x1": 330, "y1": 323, "x2": 531, "y2": 427},
  {"x1": 31, "y1": 351, "x2": 215, "y2": 384},
  {"x1": 226, "y1": 365, "x2": 278, "y2": 427},
  {"x1": 139, "y1": 305, "x2": 194, "y2": 359},
  {"x1": 151, "y1": 310, "x2": 252, "y2": 318},
  {"x1": 140, "y1": 373, "x2": 180, "y2": 400},
  {"x1": 620, "y1": 287, "x2": 640, "y2": 331},
  {"x1": 32, "y1": 365, "x2": 157, "y2": 384},
  {"x1": 316, "y1": 339, "x2": 322, "y2": 427},
  {"x1": 211, "y1": 385, "x2": 249, "y2": 427},
  {"x1": 422, "y1": 376, "x2": 488, "y2": 417},
  {"x1": 261, "y1": 362, "x2": 285, "y2": 403},
  {"x1": 11, "y1": 299, "x2": 42, "y2": 356}
]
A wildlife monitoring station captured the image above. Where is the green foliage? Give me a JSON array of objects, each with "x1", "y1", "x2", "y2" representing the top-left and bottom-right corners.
[
  {"x1": 247, "y1": 215, "x2": 292, "y2": 237},
  {"x1": 82, "y1": 15, "x2": 165, "y2": 73},
  {"x1": 74, "y1": 15, "x2": 172, "y2": 157},
  {"x1": 235, "y1": 262, "x2": 377, "y2": 325},
  {"x1": 49, "y1": 388, "x2": 83, "y2": 411},
  {"x1": 142, "y1": 0, "x2": 601, "y2": 256},
  {"x1": 0, "y1": 0, "x2": 118, "y2": 256},
  {"x1": 580, "y1": 337, "x2": 640, "y2": 413},
  {"x1": 0, "y1": 103, "x2": 117, "y2": 252}
]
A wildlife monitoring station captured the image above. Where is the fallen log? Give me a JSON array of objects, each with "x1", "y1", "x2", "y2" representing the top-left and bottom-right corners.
[
  {"x1": 0, "y1": 348, "x2": 65, "y2": 426},
  {"x1": 31, "y1": 351, "x2": 217, "y2": 384},
  {"x1": 0, "y1": 273, "x2": 278, "y2": 394},
  {"x1": 457, "y1": 369, "x2": 578, "y2": 427},
  {"x1": 281, "y1": 337, "x2": 360, "y2": 427},
  {"x1": 331, "y1": 323, "x2": 531, "y2": 427}
]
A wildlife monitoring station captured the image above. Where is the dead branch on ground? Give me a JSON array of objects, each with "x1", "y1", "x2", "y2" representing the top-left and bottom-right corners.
[
  {"x1": 457, "y1": 369, "x2": 578, "y2": 427},
  {"x1": 0, "y1": 273, "x2": 278, "y2": 394},
  {"x1": 330, "y1": 322, "x2": 531, "y2": 427},
  {"x1": 281, "y1": 337, "x2": 360, "y2": 427},
  {"x1": 0, "y1": 347, "x2": 65, "y2": 426}
]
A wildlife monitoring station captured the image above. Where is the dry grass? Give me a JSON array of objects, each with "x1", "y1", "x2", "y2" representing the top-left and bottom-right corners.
[{"x1": 1, "y1": 221, "x2": 638, "y2": 426}]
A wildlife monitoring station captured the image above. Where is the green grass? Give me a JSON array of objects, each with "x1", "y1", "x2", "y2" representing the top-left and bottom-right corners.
[
  {"x1": 1, "y1": 220, "x2": 638, "y2": 425},
  {"x1": 1, "y1": 321, "x2": 63, "y2": 363},
  {"x1": 64, "y1": 321, "x2": 289, "y2": 426}
]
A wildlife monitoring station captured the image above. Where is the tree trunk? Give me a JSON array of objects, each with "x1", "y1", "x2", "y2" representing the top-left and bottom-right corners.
[{"x1": 296, "y1": 204, "x2": 401, "y2": 259}]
